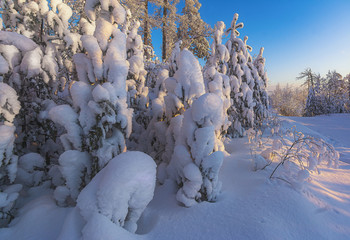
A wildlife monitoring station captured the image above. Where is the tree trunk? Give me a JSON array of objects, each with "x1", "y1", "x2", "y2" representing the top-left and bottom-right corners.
[
  {"x1": 162, "y1": 0, "x2": 168, "y2": 61},
  {"x1": 144, "y1": 0, "x2": 149, "y2": 46},
  {"x1": 144, "y1": 0, "x2": 150, "y2": 59}
]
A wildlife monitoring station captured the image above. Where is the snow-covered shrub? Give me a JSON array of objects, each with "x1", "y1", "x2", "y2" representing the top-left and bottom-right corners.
[
  {"x1": 254, "y1": 125, "x2": 340, "y2": 188},
  {"x1": 168, "y1": 93, "x2": 225, "y2": 207},
  {"x1": 77, "y1": 151, "x2": 156, "y2": 233},
  {"x1": 270, "y1": 126, "x2": 339, "y2": 175},
  {"x1": 0, "y1": 82, "x2": 21, "y2": 225},
  {"x1": 247, "y1": 116, "x2": 339, "y2": 189}
]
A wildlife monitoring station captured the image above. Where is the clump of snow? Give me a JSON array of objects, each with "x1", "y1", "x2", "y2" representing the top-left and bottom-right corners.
[
  {"x1": 16, "y1": 153, "x2": 45, "y2": 187},
  {"x1": 77, "y1": 151, "x2": 156, "y2": 233},
  {"x1": 49, "y1": 105, "x2": 82, "y2": 151},
  {"x1": 0, "y1": 82, "x2": 21, "y2": 124},
  {"x1": 0, "y1": 54, "x2": 9, "y2": 74},
  {"x1": 0, "y1": 31, "x2": 38, "y2": 52},
  {"x1": 85, "y1": 0, "x2": 126, "y2": 24},
  {"x1": 55, "y1": 150, "x2": 91, "y2": 204},
  {"x1": 81, "y1": 35, "x2": 103, "y2": 80}
]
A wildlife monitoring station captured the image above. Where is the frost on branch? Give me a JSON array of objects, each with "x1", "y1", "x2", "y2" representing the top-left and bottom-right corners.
[{"x1": 77, "y1": 151, "x2": 156, "y2": 234}]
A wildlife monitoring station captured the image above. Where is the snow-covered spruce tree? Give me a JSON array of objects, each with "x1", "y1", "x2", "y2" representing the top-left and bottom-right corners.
[
  {"x1": 203, "y1": 21, "x2": 231, "y2": 138},
  {"x1": 0, "y1": 0, "x2": 80, "y2": 164},
  {"x1": 0, "y1": 82, "x2": 21, "y2": 226},
  {"x1": 325, "y1": 71, "x2": 348, "y2": 114},
  {"x1": 225, "y1": 13, "x2": 255, "y2": 137},
  {"x1": 304, "y1": 74, "x2": 325, "y2": 116},
  {"x1": 125, "y1": 19, "x2": 150, "y2": 149},
  {"x1": 143, "y1": 42, "x2": 206, "y2": 183},
  {"x1": 167, "y1": 93, "x2": 225, "y2": 207},
  {"x1": 251, "y1": 47, "x2": 269, "y2": 125},
  {"x1": 49, "y1": 0, "x2": 133, "y2": 204},
  {"x1": 139, "y1": 67, "x2": 169, "y2": 163}
]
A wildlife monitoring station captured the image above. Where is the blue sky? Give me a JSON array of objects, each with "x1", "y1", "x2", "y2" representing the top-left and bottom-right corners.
[{"x1": 153, "y1": 0, "x2": 350, "y2": 86}]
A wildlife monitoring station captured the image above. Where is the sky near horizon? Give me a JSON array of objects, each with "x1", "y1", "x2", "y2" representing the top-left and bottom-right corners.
[{"x1": 154, "y1": 0, "x2": 350, "y2": 87}]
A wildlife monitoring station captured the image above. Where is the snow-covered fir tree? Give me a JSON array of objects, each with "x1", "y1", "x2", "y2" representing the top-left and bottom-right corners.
[
  {"x1": 143, "y1": 42, "x2": 206, "y2": 183},
  {"x1": 168, "y1": 93, "x2": 225, "y2": 207},
  {"x1": 325, "y1": 71, "x2": 348, "y2": 114},
  {"x1": 49, "y1": 0, "x2": 133, "y2": 204},
  {"x1": 125, "y1": 19, "x2": 150, "y2": 149},
  {"x1": 203, "y1": 21, "x2": 231, "y2": 137},
  {"x1": 0, "y1": 0, "x2": 80, "y2": 166},
  {"x1": 225, "y1": 13, "x2": 257, "y2": 137},
  {"x1": 251, "y1": 47, "x2": 269, "y2": 125},
  {"x1": 0, "y1": 82, "x2": 21, "y2": 225},
  {"x1": 304, "y1": 74, "x2": 325, "y2": 116}
]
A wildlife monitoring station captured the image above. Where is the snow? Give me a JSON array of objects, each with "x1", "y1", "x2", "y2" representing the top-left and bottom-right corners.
[
  {"x1": 0, "y1": 45, "x2": 21, "y2": 71},
  {"x1": 20, "y1": 47, "x2": 43, "y2": 79},
  {"x1": 16, "y1": 153, "x2": 45, "y2": 187},
  {"x1": 0, "y1": 82, "x2": 21, "y2": 123},
  {"x1": 94, "y1": 18, "x2": 114, "y2": 52},
  {"x1": 77, "y1": 151, "x2": 156, "y2": 233},
  {"x1": 81, "y1": 35, "x2": 104, "y2": 80},
  {"x1": 57, "y1": 3, "x2": 72, "y2": 28},
  {"x1": 0, "y1": 31, "x2": 38, "y2": 52},
  {"x1": 0, "y1": 54, "x2": 9, "y2": 74},
  {"x1": 1, "y1": 114, "x2": 349, "y2": 239},
  {"x1": 286, "y1": 114, "x2": 350, "y2": 163},
  {"x1": 57, "y1": 151, "x2": 91, "y2": 201},
  {"x1": 49, "y1": 105, "x2": 83, "y2": 151},
  {"x1": 84, "y1": 0, "x2": 126, "y2": 24}
]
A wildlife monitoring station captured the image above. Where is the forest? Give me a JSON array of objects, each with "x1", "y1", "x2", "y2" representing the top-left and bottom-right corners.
[{"x1": 0, "y1": 0, "x2": 349, "y2": 239}]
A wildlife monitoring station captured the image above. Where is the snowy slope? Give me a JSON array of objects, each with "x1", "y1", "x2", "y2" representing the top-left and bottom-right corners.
[{"x1": 1, "y1": 114, "x2": 350, "y2": 240}]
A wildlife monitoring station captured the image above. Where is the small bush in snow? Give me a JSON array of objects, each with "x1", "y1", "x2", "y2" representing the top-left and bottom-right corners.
[
  {"x1": 251, "y1": 123, "x2": 340, "y2": 188},
  {"x1": 269, "y1": 127, "x2": 339, "y2": 180}
]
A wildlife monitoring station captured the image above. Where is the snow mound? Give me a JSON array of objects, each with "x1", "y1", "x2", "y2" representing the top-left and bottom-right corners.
[{"x1": 77, "y1": 151, "x2": 156, "y2": 233}]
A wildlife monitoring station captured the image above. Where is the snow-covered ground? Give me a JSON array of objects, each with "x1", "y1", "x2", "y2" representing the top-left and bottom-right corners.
[
  {"x1": 287, "y1": 114, "x2": 350, "y2": 164},
  {"x1": 1, "y1": 114, "x2": 350, "y2": 240}
]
